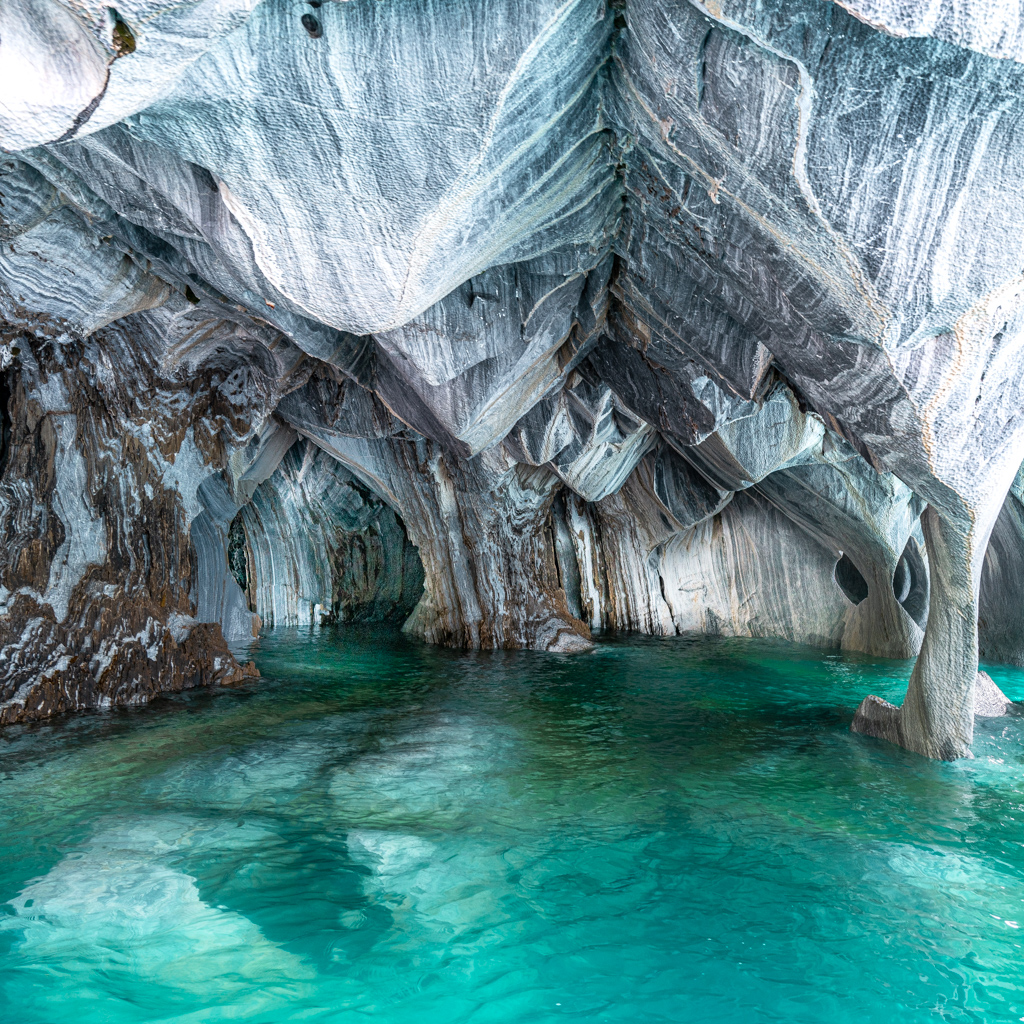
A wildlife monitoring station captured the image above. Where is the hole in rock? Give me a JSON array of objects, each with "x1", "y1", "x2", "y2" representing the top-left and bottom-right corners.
[
  {"x1": 892, "y1": 555, "x2": 911, "y2": 604},
  {"x1": 227, "y1": 513, "x2": 249, "y2": 596},
  {"x1": 301, "y1": 13, "x2": 322, "y2": 37},
  {"x1": 834, "y1": 553, "x2": 868, "y2": 605},
  {"x1": 0, "y1": 365, "x2": 11, "y2": 480},
  {"x1": 108, "y1": 9, "x2": 136, "y2": 56},
  {"x1": 184, "y1": 285, "x2": 200, "y2": 305},
  {"x1": 895, "y1": 537, "x2": 929, "y2": 629}
]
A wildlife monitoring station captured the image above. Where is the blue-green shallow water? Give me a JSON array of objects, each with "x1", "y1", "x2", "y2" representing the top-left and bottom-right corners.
[{"x1": 2, "y1": 630, "x2": 1024, "y2": 1023}]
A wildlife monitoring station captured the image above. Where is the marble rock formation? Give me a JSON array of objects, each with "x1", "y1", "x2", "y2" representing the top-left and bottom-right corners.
[{"x1": 2, "y1": 0, "x2": 1024, "y2": 759}]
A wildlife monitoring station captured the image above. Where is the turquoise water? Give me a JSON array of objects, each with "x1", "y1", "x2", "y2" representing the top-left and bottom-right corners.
[{"x1": 2, "y1": 630, "x2": 1024, "y2": 1023}]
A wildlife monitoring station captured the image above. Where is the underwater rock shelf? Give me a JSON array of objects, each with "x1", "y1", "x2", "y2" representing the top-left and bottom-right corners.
[{"x1": 2, "y1": 0, "x2": 1024, "y2": 760}]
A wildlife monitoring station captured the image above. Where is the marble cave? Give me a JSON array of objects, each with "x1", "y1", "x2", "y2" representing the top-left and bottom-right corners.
[
  {"x1": 4, "y1": 0, "x2": 1024, "y2": 762},
  {"x1": 12, "y1": 3, "x2": 1024, "y2": 1020}
]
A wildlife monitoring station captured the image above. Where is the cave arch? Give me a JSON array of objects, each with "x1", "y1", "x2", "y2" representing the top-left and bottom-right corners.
[{"x1": 231, "y1": 440, "x2": 424, "y2": 629}]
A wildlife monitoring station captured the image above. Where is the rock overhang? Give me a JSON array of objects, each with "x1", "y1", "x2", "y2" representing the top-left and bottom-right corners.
[{"x1": 1, "y1": 0, "x2": 1024, "y2": 758}]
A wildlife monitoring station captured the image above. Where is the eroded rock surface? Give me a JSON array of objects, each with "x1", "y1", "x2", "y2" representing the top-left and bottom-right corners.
[{"x1": 3, "y1": 0, "x2": 1024, "y2": 758}]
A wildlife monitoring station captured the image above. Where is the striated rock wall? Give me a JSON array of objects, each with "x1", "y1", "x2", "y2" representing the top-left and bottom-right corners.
[
  {"x1": 3, "y1": 0, "x2": 1024, "y2": 758},
  {"x1": 0, "y1": 304, "x2": 266, "y2": 723}
]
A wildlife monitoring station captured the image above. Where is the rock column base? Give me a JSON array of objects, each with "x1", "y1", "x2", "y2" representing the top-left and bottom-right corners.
[{"x1": 851, "y1": 671, "x2": 1013, "y2": 757}]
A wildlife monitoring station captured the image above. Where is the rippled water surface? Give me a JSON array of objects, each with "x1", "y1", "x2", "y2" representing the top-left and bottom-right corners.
[{"x1": 2, "y1": 629, "x2": 1024, "y2": 1023}]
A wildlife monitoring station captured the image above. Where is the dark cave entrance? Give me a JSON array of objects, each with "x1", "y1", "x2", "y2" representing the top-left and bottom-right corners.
[
  {"x1": 894, "y1": 537, "x2": 929, "y2": 629},
  {"x1": 224, "y1": 440, "x2": 425, "y2": 630},
  {"x1": 0, "y1": 365, "x2": 12, "y2": 481},
  {"x1": 834, "y1": 554, "x2": 868, "y2": 605}
]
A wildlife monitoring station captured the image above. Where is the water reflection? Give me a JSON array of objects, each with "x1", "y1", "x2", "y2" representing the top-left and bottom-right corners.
[{"x1": 0, "y1": 629, "x2": 1022, "y2": 1023}]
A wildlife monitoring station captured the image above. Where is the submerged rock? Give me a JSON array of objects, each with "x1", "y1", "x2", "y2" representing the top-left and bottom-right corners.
[{"x1": 2, "y1": 0, "x2": 1024, "y2": 758}]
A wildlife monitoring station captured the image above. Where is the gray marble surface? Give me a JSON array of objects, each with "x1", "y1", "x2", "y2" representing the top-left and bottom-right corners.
[{"x1": 2, "y1": 0, "x2": 1024, "y2": 757}]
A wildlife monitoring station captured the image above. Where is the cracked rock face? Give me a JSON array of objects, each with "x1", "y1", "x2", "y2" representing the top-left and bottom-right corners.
[{"x1": 2, "y1": 0, "x2": 1024, "y2": 759}]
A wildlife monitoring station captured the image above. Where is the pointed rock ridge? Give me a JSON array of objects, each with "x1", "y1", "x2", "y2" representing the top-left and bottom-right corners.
[{"x1": 974, "y1": 671, "x2": 1013, "y2": 718}]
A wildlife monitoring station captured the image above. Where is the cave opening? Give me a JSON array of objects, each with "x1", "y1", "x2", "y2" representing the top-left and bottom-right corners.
[
  {"x1": 894, "y1": 536, "x2": 929, "y2": 628},
  {"x1": 107, "y1": 8, "x2": 136, "y2": 56},
  {"x1": 223, "y1": 440, "x2": 425, "y2": 632},
  {"x1": 834, "y1": 553, "x2": 868, "y2": 605},
  {"x1": 227, "y1": 511, "x2": 251, "y2": 608},
  {"x1": 0, "y1": 365, "x2": 11, "y2": 481}
]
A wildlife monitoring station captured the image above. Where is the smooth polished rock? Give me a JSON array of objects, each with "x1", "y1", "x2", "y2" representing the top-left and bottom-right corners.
[{"x1": 852, "y1": 669, "x2": 1014, "y2": 756}]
